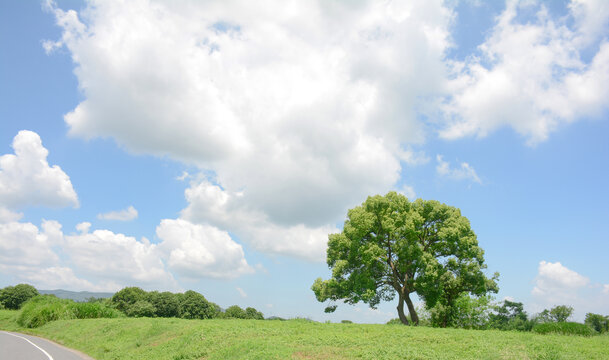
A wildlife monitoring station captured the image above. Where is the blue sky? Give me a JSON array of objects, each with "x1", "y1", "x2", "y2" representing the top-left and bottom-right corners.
[{"x1": 1, "y1": 0, "x2": 608, "y2": 323}]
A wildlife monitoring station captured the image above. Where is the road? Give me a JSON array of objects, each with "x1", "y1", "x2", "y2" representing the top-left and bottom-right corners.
[{"x1": 0, "y1": 331, "x2": 93, "y2": 360}]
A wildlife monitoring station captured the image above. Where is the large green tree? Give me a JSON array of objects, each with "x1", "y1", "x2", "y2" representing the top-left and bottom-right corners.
[{"x1": 311, "y1": 192, "x2": 498, "y2": 325}]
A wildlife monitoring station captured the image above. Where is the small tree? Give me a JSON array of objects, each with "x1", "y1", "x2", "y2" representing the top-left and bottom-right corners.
[
  {"x1": 178, "y1": 290, "x2": 214, "y2": 319},
  {"x1": 585, "y1": 313, "x2": 609, "y2": 333},
  {"x1": 147, "y1": 291, "x2": 179, "y2": 318},
  {"x1": 225, "y1": 305, "x2": 247, "y2": 319},
  {"x1": 245, "y1": 307, "x2": 264, "y2": 320},
  {"x1": 489, "y1": 300, "x2": 530, "y2": 331},
  {"x1": 549, "y1": 305, "x2": 574, "y2": 322},
  {"x1": 111, "y1": 287, "x2": 147, "y2": 313},
  {"x1": 312, "y1": 193, "x2": 498, "y2": 325},
  {"x1": 0, "y1": 284, "x2": 39, "y2": 310}
]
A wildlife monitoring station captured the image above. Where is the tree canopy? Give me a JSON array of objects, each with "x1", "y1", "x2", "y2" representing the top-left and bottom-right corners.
[
  {"x1": 311, "y1": 192, "x2": 498, "y2": 325},
  {"x1": 0, "y1": 284, "x2": 39, "y2": 310}
]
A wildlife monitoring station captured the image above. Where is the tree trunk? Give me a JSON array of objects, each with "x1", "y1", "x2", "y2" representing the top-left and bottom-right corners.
[
  {"x1": 404, "y1": 293, "x2": 419, "y2": 325},
  {"x1": 396, "y1": 295, "x2": 410, "y2": 325}
]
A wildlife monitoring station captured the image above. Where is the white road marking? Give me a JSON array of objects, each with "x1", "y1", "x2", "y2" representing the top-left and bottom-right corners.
[{"x1": 1, "y1": 331, "x2": 55, "y2": 360}]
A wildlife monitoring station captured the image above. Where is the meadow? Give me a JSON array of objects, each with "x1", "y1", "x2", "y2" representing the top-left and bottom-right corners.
[{"x1": 1, "y1": 309, "x2": 608, "y2": 359}]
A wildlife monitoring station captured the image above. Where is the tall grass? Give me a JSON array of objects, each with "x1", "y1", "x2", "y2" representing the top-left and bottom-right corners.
[
  {"x1": 17, "y1": 295, "x2": 123, "y2": 328},
  {"x1": 532, "y1": 322, "x2": 596, "y2": 336}
]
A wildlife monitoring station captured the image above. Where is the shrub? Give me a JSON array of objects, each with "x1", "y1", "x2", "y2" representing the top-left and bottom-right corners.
[
  {"x1": 225, "y1": 305, "x2": 246, "y2": 319},
  {"x1": 111, "y1": 287, "x2": 147, "y2": 313},
  {"x1": 341, "y1": 320, "x2": 353, "y2": 324},
  {"x1": 245, "y1": 307, "x2": 264, "y2": 320},
  {"x1": 585, "y1": 313, "x2": 609, "y2": 333},
  {"x1": 18, "y1": 295, "x2": 122, "y2": 328},
  {"x1": 532, "y1": 322, "x2": 595, "y2": 336},
  {"x1": 147, "y1": 291, "x2": 179, "y2": 318},
  {"x1": 0, "y1": 284, "x2": 39, "y2": 310},
  {"x1": 126, "y1": 300, "x2": 157, "y2": 318},
  {"x1": 178, "y1": 290, "x2": 215, "y2": 319}
]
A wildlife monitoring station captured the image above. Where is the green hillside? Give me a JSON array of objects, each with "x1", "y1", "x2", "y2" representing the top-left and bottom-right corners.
[{"x1": 1, "y1": 310, "x2": 608, "y2": 359}]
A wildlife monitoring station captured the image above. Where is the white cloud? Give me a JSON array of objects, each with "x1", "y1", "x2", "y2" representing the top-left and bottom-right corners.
[
  {"x1": 436, "y1": 155, "x2": 482, "y2": 184},
  {"x1": 44, "y1": 0, "x2": 453, "y2": 259},
  {"x1": 529, "y1": 260, "x2": 609, "y2": 320},
  {"x1": 399, "y1": 185, "x2": 417, "y2": 201},
  {"x1": 442, "y1": 1, "x2": 609, "y2": 144},
  {"x1": 532, "y1": 261, "x2": 589, "y2": 295},
  {"x1": 0, "y1": 130, "x2": 78, "y2": 209},
  {"x1": 176, "y1": 171, "x2": 189, "y2": 181},
  {"x1": 156, "y1": 218, "x2": 254, "y2": 279},
  {"x1": 19, "y1": 266, "x2": 118, "y2": 292},
  {"x1": 97, "y1": 206, "x2": 138, "y2": 221},
  {"x1": 0, "y1": 220, "x2": 61, "y2": 268},
  {"x1": 181, "y1": 180, "x2": 338, "y2": 262},
  {"x1": 0, "y1": 207, "x2": 23, "y2": 223},
  {"x1": 236, "y1": 287, "x2": 247, "y2": 298},
  {"x1": 64, "y1": 224, "x2": 179, "y2": 290}
]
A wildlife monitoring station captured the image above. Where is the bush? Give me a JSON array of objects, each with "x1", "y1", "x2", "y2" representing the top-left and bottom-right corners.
[
  {"x1": 178, "y1": 290, "x2": 215, "y2": 319},
  {"x1": 0, "y1": 284, "x2": 39, "y2": 310},
  {"x1": 147, "y1": 291, "x2": 179, "y2": 318},
  {"x1": 341, "y1": 320, "x2": 353, "y2": 324},
  {"x1": 532, "y1": 322, "x2": 595, "y2": 336},
  {"x1": 18, "y1": 295, "x2": 122, "y2": 328},
  {"x1": 126, "y1": 300, "x2": 157, "y2": 318},
  {"x1": 111, "y1": 287, "x2": 147, "y2": 313},
  {"x1": 585, "y1": 313, "x2": 609, "y2": 333},
  {"x1": 225, "y1": 305, "x2": 247, "y2": 319}
]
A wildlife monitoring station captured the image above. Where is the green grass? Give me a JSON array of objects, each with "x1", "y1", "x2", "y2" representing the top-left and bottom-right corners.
[
  {"x1": 533, "y1": 322, "x2": 596, "y2": 336},
  {"x1": 1, "y1": 309, "x2": 608, "y2": 359},
  {"x1": 17, "y1": 295, "x2": 123, "y2": 328}
]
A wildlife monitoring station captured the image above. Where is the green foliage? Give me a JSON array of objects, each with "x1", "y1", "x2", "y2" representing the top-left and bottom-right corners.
[
  {"x1": 312, "y1": 193, "x2": 498, "y2": 326},
  {"x1": 532, "y1": 322, "x2": 596, "y2": 336},
  {"x1": 178, "y1": 290, "x2": 215, "y2": 319},
  {"x1": 534, "y1": 305, "x2": 575, "y2": 324},
  {"x1": 341, "y1": 319, "x2": 353, "y2": 324},
  {"x1": 585, "y1": 313, "x2": 609, "y2": 333},
  {"x1": 0, "y1": 284, "x2": 39, "y2": 310},
  {"x1": 489, "y1": 299, "x2": 533, "y2": 331},
  {"x1": 549, "y1": 305, "x2": 574, "y2": 322},
  {"x1": 147, "y1": 291, "x2": 179, "y2": 318},
  {"x1": 111, "y1": 287, "x2": 147, "y2": 313},
  {"x1": 429, "y1": 294, "x2": 492, "y2": 329},
  {"x1": 245, "y1": 307, "x2": 264, "y2": 320},
  {"x1": 17, "y1": 295, "x2": 122, "y2": 328},
  {"x1": 126, "y1": 300, "x2": 157, "y2": 318},
  {"x1": 225, "y1": 305, "x2": 247, "y2": 319}
]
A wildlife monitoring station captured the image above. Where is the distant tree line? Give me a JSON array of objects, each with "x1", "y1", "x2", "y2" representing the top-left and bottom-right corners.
[
  {"x1": 386, "y1": 295, "x2": 608, "y2": 335},
  {"x1": 0, "y1": 284, "x2": 264, "y2": 321},
  {"x1": 109, "y1": 287, "x2": 264, "y2": 320}
]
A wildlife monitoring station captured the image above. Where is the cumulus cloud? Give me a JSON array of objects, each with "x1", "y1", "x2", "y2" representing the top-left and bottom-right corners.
[
  {"x1": 181, "y1": 180, "x2": 338, "y2": 261},
  {"x1": 0, "y1": 220, "x2": 61, "y2": 268},
  {"x1": 442, "y1": 0, "x2": 609, "y2": 144},
  {"x1": 529, "y1": 260, "x2": 609, "y2": 319},
  {"x1": 156, "y1": 218, "x2": 254, "y2": 279},
  {"x1": 399, "y1": 185, "x2": 417, "y2": 201},
  {"x1": 532, "y1": 261, "x2": 589, "y2": 297},
  {"x1": 0, "y1": 130, "x2": 78, "y2": 209},
  {"x1": 64, "y1": 224, "x2": 179, "y2": 290},
  {"x1": 0, "y1": 207, "x2": 23, "y2": 223},
  {"x1": 436, "y1": 155, "x2": 482, "y2": 184},
  {"x1": 97, "y1": 206, "x2": 138, "y2": 221},
  {"x1": 44, "y1": 0, "x2": 453, "y2": 259}
]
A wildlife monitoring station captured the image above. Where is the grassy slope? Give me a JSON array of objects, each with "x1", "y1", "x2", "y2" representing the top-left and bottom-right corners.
[{"x1": 1, "y1": 310, "x2": 608, "y2": 359}]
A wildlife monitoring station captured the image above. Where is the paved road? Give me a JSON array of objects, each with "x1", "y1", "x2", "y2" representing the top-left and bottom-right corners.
[{"x1": 0, "y1": 331, "x2": 93, "y2": 360}]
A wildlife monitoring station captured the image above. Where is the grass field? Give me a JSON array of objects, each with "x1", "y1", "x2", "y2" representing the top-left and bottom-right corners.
[{"x1": 1, "y1": 310, "x2": 608, "y2": 359}]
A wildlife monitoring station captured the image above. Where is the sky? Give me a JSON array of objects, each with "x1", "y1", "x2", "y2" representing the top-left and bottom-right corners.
[{"x1": 0, "y1": 0, "x2": 608, "y2": 323}]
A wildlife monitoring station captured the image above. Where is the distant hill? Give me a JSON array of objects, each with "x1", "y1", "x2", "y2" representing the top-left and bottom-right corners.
[{"x1": 39, "y1": 289, "x2": 114, "y2": 302}]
